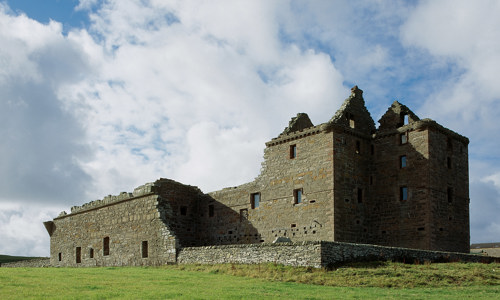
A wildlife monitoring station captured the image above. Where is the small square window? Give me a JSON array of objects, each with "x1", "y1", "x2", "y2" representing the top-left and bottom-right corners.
[
  {"x1": 400, "y1": 186, "x2": 408, "y2": 201},
  {"x1": 180, "y1": 206, "x2": 187, "y2": 216},
  {"x1": 251, "y1": 193, "x2": 260, "y2": 209},
  {"x1": 400, "y1": 132, "x2": 408, "y2": 145},
  {"x1": 400, "y1": 155, "x2": 407, "y2": 168},
  {"x1": 290, "y1": 144, "x2": 297, "y2": 159},
  {"x1": 294, "y1": 188, "x2": 303, "y2": 204}
]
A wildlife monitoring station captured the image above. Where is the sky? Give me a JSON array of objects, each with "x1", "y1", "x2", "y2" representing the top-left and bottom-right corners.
[{"x1": 0, "y1": 0, "x2": 499, "y2": 257}]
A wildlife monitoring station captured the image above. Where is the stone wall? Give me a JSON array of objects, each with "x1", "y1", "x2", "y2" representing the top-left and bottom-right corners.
[
  {"x1": 177, "y1": 242, "x2": 323, "y2": 268},
  {"x1": 178, "y1": 241, "x2": 499, "y2": 268},
  {"x1": 207, "y1": 124, "x2": 335, "y2": 245},
  {"x1": 0, "y1": 258, "x2": 51, "y2": 268},
  {"x1": 46, "y1": 179, "x2": 214, "y2": 267}
]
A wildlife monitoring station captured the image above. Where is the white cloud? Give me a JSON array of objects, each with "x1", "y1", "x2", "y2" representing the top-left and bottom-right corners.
[
  {"x1": 0, "y1": 203, "x2": 59, "y2": 256},
  {"x1": 0, "y1": 6, "x2": 92, "y2": 205}
]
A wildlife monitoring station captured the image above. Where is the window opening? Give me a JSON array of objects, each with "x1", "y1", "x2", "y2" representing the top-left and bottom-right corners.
[
  {"x1": 290, "y1": 144, "x2": 297, "y2": 159},
  {"x1": 103, "y1": 237, "x2": 110, "y2": 256},
  {"x1": 402, "y1": 113, "x2": 409, "y2": 125},
  {"x1": 58, "y1": 253, "x2": 62, "y2": 261},
  {"x1": 400, "y1": 186, "x2": 408, "y2": 201},
  {"x1": 400, "y1": 132, "x2": 408, "y2": 144},
  {"x1": 208, "y1": 204, "x2": 214, "y2": 217},
  {"x1": 347, "y1": 113, "x2": 355, "y2": 128},
  {"x1": 142, "y1": 241, "x2": 148, "y2": 258},
  {"x1": 76, "y1": 247, "x2": 81, "y2": 264},
  {"x1": 180, "y1": 206, "x2": 187, "y2": 216},
  {"x1": 89, "y1": 248, "x2": 94, "y2": 258},
  {"x1": 251, "y1": 193, "x2": 260, "y2": 209},
  {"x1": 447, "y1": 157, "x2": 452, "y2": 169},
  {"x1": 400, "y1": 155, "x2": 407, "y2": 168},
  {"x1": 240, "y1": 209, "x2": 248, "y2": 222},
  {"x1": 357, "y1": 188, "x2": 363, "y2": 203},
  {"x1": 355, "y1": 141, "x2": 361, "y2": 154},
  {"x1": 294, "y1": 188, "x2": 303, "y2": 204},
  {"x1": 447, "y1": 187, "x2": 453, "y2": 203}
]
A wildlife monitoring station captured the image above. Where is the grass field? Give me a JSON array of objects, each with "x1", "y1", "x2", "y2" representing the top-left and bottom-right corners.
[{"x1": 0, "y1": 262, "x2": 499, "y2": 299}]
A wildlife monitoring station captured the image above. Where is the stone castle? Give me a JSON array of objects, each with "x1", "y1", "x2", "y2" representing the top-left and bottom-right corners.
[{"x1": 44, "y1": 86, "x2": 470, "y2": 267}]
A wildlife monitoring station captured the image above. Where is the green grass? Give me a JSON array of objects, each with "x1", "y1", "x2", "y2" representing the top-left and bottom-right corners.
[
  {"x1": 0, "y1": 255, "x2": 45, "y2": 264},
  {"x1": 0, "y1": 262, "x2": 499, "y2": 299}
]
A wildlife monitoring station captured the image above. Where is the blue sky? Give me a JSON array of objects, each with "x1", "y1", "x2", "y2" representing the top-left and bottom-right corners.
[
  {"x1": 1, "y1": 0, "x2": 499, "y2": 256},
  {"x1": 6, "y1": 0, "x2": 89, "y2": 29}
]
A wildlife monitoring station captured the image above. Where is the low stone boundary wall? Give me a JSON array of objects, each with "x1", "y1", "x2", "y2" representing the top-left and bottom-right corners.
[
  {"x1": 0, "y1": 258, "x2": 51, "y2": 268},
  {"x1": 178, "y1": 241, "x2": 500, "y2": 268},
  {"x1": 177, "y1": 242, "x2": 322, "y2": 268},
  {"x1": 321, "y1": 242, "x2": 499, "y2": 267}
]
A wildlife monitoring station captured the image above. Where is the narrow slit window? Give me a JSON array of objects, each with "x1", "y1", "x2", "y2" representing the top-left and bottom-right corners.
[
  {"x1": 400, "y1": 132, "x2": 408, "y2": 145},
  {"x1": 208, "y1": 204, "x2": 214, "y2": 217},
  {"x1": 89, "y1": 248, "x2": 94, "y2": 258},
  {"x1": 290, "y1": 144, "x2": 297, "y2": 159},
  {"x1": 294, "y1": 188, "x2": 303, "y2": 204},
  {"x1": 447, "y1": 157, "x2": 452, "y2": 169},
  {"x1": 402, "y1": 113, "x2": 409, "y2": 125},
  {"x1": 103, "y1": 237, "x2": 110, "y2": 256},
  {"x1": 400, "y1": 186, "x2": 408, "y2": 201},
  {"x1": 58, "y1": 252, "x2": 62, "y2": 261},
  {"x1": 142, "y1": 241, "x2": 148, "y2": 258},
  {"x1": 370, "y1": 144, "x2": 374, "y2": 155},
  {"x1": 240, "y1": 209, "x2": 248, "y2": 222},
  {"x1": 355, "y1": 141, "x2": 361, "y2": 154},
  {"x1": 447, "y1": 187, "x2": 453, "y2": 203},
  {"x1": 76, "y1": 247, "x2": 81, "y2": 264},
  {"x1": 357, "y1": 188, "x2": 363, "y2": 203},
  {"x1": 251, "y1": 193, "x2": 260, "y2": 209},
  {"x1": 400, "y1": 155, "x2": 407, "y2": 168},
  {"x1": 347, "y1": 113, "x2": 355, "y2": 128}
]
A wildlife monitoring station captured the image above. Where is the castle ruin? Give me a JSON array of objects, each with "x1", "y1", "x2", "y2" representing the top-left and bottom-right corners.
[{"x1": 44, "y1": 86, "x2": 470, "y2": 267}]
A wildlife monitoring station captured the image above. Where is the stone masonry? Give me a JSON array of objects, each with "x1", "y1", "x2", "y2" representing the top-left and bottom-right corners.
[{"x1": 43, "y1": 86, "x2": 471, "y2": 267}]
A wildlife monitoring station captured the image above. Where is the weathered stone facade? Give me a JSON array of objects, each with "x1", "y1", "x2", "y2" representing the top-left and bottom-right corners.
[{"x1": 44, "y1": 86, "x2": 471, "y2": 267}]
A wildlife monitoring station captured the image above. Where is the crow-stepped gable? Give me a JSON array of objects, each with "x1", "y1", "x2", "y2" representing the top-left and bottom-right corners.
[{"x1": 44, "y1": 86, "x2": 470, "y2": 267}]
